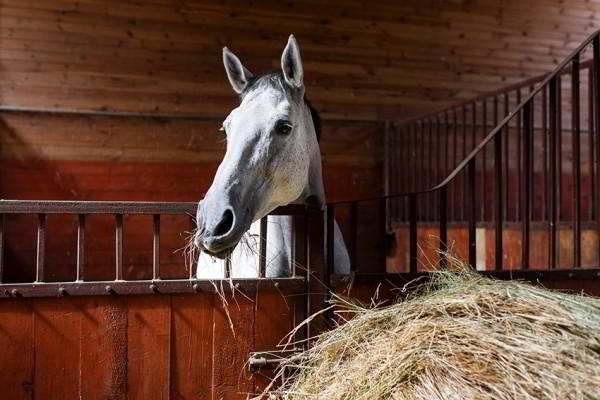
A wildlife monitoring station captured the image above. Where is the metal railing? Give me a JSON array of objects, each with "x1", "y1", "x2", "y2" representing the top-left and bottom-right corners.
[
  {"x1": 376, "y1": 29, "x2": 600, "y2": 273},
  {"x1": 390, "y1": 42, "x2": 598, "y2": 226},
  {"x1": 0, "y1": 200, "x2": 326, "y2": 297}
]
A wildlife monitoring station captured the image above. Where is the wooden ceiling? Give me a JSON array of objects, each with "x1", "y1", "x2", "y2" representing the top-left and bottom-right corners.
[{"x1": 1, "y1": 0, "x2": 600, "y2": 120}]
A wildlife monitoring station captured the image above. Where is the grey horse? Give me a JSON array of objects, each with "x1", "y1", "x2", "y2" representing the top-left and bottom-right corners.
[{"x1": 194, "y1": 35, "x2": 350, "y2": 278}]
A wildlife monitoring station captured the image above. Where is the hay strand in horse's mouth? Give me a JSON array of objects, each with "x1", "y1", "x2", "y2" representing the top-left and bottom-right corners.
[{"x1": 258, "y1": 253, "x2": 600, "y2": 400}]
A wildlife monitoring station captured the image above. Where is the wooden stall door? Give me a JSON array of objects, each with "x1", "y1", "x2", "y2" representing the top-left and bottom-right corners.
[{"x1": 0, "y1": 291, "x2": 295, "y2": 400}]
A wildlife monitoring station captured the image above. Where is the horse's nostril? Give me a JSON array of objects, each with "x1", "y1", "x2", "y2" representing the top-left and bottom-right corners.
[{"x1": 213, "y1": 209, "x2": 235, "y2": 237}]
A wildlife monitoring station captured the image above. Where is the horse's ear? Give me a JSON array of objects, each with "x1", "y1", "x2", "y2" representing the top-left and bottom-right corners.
[
  {"x1": 223, "y1": 47, "x2": 254, "y2": 94},
  {"x1": 281, "y1": 35, "x2": 303, "y2": 88}
]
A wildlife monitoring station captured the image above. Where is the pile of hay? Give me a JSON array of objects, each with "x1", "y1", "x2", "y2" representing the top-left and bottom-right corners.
[{"x1": 269, "y1": 267, "x2": 600, "y2": 399}]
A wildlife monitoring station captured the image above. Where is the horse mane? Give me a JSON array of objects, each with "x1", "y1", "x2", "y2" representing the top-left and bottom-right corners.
[
  {"x1": 304, "y1": 98, "x2": 321, "y2": 143},
  {"x1": 242, "y1": 72, "x2": 321, "y2": 142}
]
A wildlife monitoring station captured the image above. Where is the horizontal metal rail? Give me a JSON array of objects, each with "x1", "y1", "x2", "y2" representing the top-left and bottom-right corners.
[
  {"x1": 0, "y1": 104, "x2": 383, "y2": 125},
  {"x1": 0, "y1": 200, "x2": 316, "y2": 298},
  {"x1": 0, "y1": 200, "x2": 306, "y2": 216},
  {"x1": 331, "y1": 268, "x2": 600, "y2": 288},
  {"x1": 0, "y1": 277, "x2": 305, "y2": 298}
]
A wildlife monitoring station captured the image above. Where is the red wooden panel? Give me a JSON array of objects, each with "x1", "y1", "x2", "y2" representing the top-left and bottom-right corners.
[
  {"x1": 33, "y1": 297, "x2": 81, "y2": 399},
  {"x1": 127, "y1": 295, "x2": 171, "y2": 400},
  {"x1": 253, "y1": 291, "x2": 295, "y2": 395},
  {"x1": 0, "y1": 299, "x2": 34, "y2": 399},
  {"x1": 79, "y1": 296, "x2": 127, "y2": 400},
  {"x1": 212, "y1": 293, "x2": 254, "y2": 400},
  {"x1": 170, "y1": 293, "x2": 214, "y2": 399}
]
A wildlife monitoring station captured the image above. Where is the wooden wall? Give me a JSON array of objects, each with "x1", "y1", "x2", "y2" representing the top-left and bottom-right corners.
[
  {"x1": 0, "y1": 290, "x2": 298, "y2": 400},
  {"x1": 1, "y1": 0, "x2": 599, "y2": 120}
]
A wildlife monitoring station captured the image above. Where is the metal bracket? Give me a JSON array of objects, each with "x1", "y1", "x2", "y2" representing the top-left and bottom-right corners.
[{"x1": 248, "y1": 348, "x2": 304, "y2": 371}]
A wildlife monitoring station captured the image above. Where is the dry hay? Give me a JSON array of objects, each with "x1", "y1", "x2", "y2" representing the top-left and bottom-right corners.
[{"x1": 268, "y1": 259, "x2": 600, "y2": 399}]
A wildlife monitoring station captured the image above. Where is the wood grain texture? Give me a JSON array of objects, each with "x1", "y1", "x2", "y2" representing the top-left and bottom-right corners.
[
  {"x1": 33, "y1": 297, "x2": 81, "y2": 399},
  {"x1": 253, "y1": 290, "x2": 295, "y2": 396},
  {"x1": 79, "y1": 297, "x2": 128, "y2": 400},
  {"x1": 170, "y1": 293, "x2": 214, "y2": 400},
  {"x1": 212, "y1": 293, "x2": 255, "y2": 400},
  {"x1": 0, "y1": 299, "x2": 34, "y2": 400},
  {"x1": 127, "y1": 295, "x2": 171, "y2": 400},
  {"x1": 1, "y1": 0, "x2": 599, "y2": 120}
]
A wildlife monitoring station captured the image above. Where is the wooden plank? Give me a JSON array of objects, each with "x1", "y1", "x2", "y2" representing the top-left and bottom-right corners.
[
  {"x1": 253, "y1": 289, "x2": 295, "y2": 395},
  {"x1": 212, "y1": 292, "x2": 255, "y2": 400},
  {"x1": 79, "y1": 296, "x2": 128, "y2": 400},
  {"x1": 127, "y1": 295, "x2": 171, "y2": 400},
  {"x1": 0, "y1": 0, "x2": 598, "y2": 120},
  {"x1": 0, "y1": 299, "x2": 34, "y2": 400},
  {"x1": 33, "y1": 297, "x2": 81, "y2": 399},
  {"x1": 170, "y1": 293, "x2": 214, "y2": 399}
]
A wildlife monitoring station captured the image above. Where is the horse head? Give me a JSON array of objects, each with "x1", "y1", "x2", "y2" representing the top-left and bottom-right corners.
[{"x1": 194, "y1": 35, "x2": 324, "y2": 259}]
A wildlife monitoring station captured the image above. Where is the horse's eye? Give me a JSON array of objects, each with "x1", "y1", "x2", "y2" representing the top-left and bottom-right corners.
[{"x1": 275, "y1": 120, "x2": 293, "y2": 135}]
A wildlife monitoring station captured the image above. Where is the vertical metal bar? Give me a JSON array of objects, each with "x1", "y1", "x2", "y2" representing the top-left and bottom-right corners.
[
  {"x1": 529, "y1": 84, "x2": 536, "y2": 221},
  {"x1": 306, "y1": 206, "x2": 327, "y2": 337},
  {"x1": 304, "y1": 210, "x2": 310, "y2": 277},
  {"x1": 412, "y1": 122, "x2": 417, "y2": 192},
  {"x1": 594, "y1": 35, "x2": 600, "y2": 256},
  {"x1": 259, "y1": 217, "x2": 268, "y2": 278},
  {"x1": 325, "y1": 205, "x2": 336, "y2": 287},
  {"x1": 76, "y1": 214, "x2": 85, "y2": 281},
  {"x1": 452, "y1": 109, "x2": 458, "y2": 221},
  {"x1": 403, "y1": 125, "x2": 409, "y2": 220},
  {"x1": 396, "y1": 126, "x2": 401, "y2": 221},
  {"x1": 482, "y1": 100, "x2": 487, "y2": 221},
  {"x1": 493, "y1": 96, "x2": 499, "y2": 224},
  {"x1": 350, "y1": 202, "x2": 358, "y2": 272},
  {"x1": 384, "y1": 122, "x2": 391, "y2": 224},
  {"x1": 439, "y1": 187, "x2": 448, "y2": 269},
  {"x1": 522, "y1": 101, "x2": 533, "y2": 270},
  {"x1": 504, "y1": 93, "x2": 510, "y2": 221},
  {"x1": 153, "y1": 214, "x2": 160, "y2": 280},
  {"x1": 421, "y1": 121, "x2": 426, "y2": 219},
  {"x1": 445, "y1": 112, "x2": 450, "y2": 205},
  {"x1": 516, "y1": 89, "x2": 522, "y2": 222},
  {"x1": 436, "y1": 115, "x2": 441, "y2": 220},
  {"x1": 589, "y1": 66, "x2": 595, "y2": 221},
  {"x1": 304, "y1": 208, "x2": 312, "y2": 340},
  {"x1": 557, "y1": 76, "x2": 563, "y2": 221},
  {"x1": 549, "y1": 77, "x2": 559, "y2": 269},
  {"x1": 409, "y1": 194, "x2": 418, "y2": 273},
  {"x1": 542, "y1": 86, "x2": 548, "y2": 222},
  {"x1": 326, "y1": 205, "x2": 335, "y2": 282},
  {"x1": 398, "y1": 125, "x2": 402, "y2": 220},
  {"x1": 468, "y1": 158, "x2": 476, "y2": 269},
  {"x1": 462, "y1": 105, "x2": 467, "y2": 221},
  {"x1": 0, "y1": 214, "x2": 4, "y2": 283},
  {"x1": 572, "y1": 54, "x2": 581, "y2": 268},
  {"x1": 379, "y1": 197, "x2": 387, "y2": 271},
  {"x1": 36, "y1": 213, "x2": 46, "y2": 282},
  {"x1": 384, "y1": 122, "x2": 390, "y2": 199},
  {"x1": 495, "y1": 127, "x2": 504, "y2": 270},
  {"x1": 115, "y1": 214, "x2": 123, "y2": 280},
  {"x1": 189, "y1": 215, "x2": 195, "y2": 279},
  {"x1": 428, "y1": 118, "x2": 434, "y2": 220},
  {"x1": 325, "y1": 205, "x2": 335, "y2": 327},
  {"x1": 390, "y1": 124, "x2": 396, "y2": 221},
  {"x1": 224, "y1": 252, "x2": 231, "y2": 279}
]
